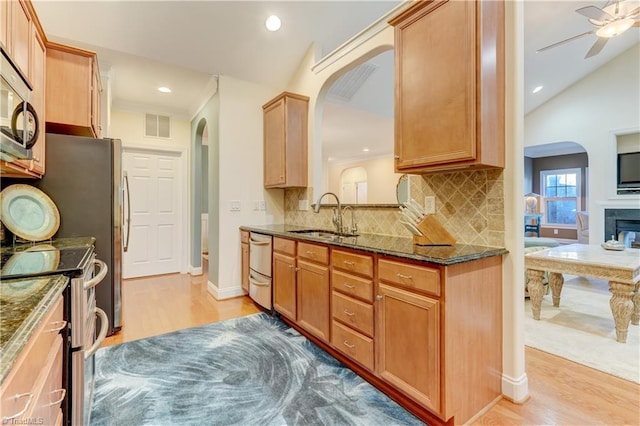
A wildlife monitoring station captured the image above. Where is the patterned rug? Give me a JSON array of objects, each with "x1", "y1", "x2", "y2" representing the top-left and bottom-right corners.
[
  {"x1": 90, "y1": 313, "x2": 425, "y2": 425},
  {"x1": 525, "y1": 276, "x2": 640, "y2": 383}
]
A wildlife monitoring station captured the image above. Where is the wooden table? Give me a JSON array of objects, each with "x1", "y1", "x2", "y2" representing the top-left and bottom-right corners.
[{"x1": 525, "y1": 243, "x2": 640, "y2": 343}]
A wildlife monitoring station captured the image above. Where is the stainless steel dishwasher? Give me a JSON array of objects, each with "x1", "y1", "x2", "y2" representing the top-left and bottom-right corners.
[{"x1": 248, "y1": 232, "x2": 273, "y2": 310}]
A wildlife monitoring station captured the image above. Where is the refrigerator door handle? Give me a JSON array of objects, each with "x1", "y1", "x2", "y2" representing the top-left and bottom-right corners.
[{"x1": 123, "y1": 171, "x2": 131, "y2": 253}]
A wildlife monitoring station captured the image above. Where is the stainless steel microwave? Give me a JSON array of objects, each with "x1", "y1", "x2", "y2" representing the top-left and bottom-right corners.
[{"x1": 0, "y1": 49, "x2": 39, "y2": 161}]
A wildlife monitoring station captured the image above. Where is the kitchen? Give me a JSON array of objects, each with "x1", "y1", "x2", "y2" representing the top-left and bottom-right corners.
[{"x1": 1, "y1": 1, "x2": 639, "y2": 425}]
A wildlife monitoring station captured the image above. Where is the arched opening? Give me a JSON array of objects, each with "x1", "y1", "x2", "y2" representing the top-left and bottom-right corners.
[
  {"x1": 193, "y1": 117, "x2": 208, "y2": 272},
  {"x1": 338, "y1": 166, "x2": 367, "y2": 204}
]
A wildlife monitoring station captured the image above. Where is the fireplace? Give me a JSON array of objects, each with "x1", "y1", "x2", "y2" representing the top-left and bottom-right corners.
[{"x1": 604, "y1": 209, "x2": 640, "y2": 248}]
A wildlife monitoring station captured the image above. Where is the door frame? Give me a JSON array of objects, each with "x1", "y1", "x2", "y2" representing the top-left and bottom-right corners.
[{"x1": 122, "y1": 143, "x2": 189, "y2": 275}]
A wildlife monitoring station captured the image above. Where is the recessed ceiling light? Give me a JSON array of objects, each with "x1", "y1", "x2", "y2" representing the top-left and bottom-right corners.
[
  {"x1": 158, "y1": 87, "x2": 172, "y2": 93},
  {"x1": 532, "y1": 85, "x2": 543, "y2": 94},
  {"x1": 362, "y1": 148, "x2": 370, "y2": 152},
  {"x1": 265, "y1": 15, "x2": 281, "y2": 32}
]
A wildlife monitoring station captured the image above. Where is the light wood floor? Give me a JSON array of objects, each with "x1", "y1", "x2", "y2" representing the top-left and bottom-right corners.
[{"x1": 102, "y1": 271, "x2": 640, "y2": 425}]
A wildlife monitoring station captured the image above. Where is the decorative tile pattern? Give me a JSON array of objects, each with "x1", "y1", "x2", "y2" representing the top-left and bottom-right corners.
[{"x1": 284, "y1": 170, "x2": 505, "y2": 247}]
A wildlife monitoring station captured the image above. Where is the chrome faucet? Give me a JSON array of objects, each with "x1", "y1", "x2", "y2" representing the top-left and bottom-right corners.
[
  {"x1": 341, "y1": 205, "x2": 357, "y2": 235},
  {"x1": 314, "y1": 192, "x2": 343, "y2": 234}
]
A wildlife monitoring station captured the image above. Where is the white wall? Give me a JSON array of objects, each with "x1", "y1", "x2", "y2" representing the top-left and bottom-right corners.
[
  {"x1": 110, "y1": 108, "x2": 191, "y2": 150},
  {"x1": 211, "y1": 75, "x2": 284, "y2": 299},
  {"x1": 525, "y1": 44, "x2": 640, "y2": 244},
  {"x1": 327, "y1": 156, "x2": 402, "y2": 204}
]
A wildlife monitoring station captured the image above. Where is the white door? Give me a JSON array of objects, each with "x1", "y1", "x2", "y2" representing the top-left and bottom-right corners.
[{"x1": 123, "y1": 149, "x2": 182, "y2": 278}]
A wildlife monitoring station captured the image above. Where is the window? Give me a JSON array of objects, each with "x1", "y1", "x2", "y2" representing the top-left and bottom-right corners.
[{"x1": 540, "y1": 168, "x2": 581, "y2": 226}]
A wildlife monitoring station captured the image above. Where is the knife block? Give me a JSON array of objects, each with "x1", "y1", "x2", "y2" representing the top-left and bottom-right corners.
[{"x1": 413, "y1": 214, "x2": 456, "y2": 246}]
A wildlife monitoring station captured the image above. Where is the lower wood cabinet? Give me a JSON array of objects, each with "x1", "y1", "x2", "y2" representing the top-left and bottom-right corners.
[
  {"x1": 0, "y1": 296, "x2": 65, "y2": 424},
  {"x1": 296, "y1": 258, "x2": 330, "y2": 341},
  {"x1": 376, "y1": 282, "x2": 441, "y2": 413},
  {"x1": 273, "y1": 252, "x2": 296, "y2": 320}
]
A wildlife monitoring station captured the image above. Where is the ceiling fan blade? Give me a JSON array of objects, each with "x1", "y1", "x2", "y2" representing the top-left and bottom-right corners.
[
  {"x1": 536, "y1": 30, "x2": 595, "y2": 53},
  {"x1": 585, "y1": 37, "x2": 609, "y2": 58},
  {"x1": 634, "y1": 20, "x2": 640, "y2": 27},
  {"x1": 626, "y1": 7, "x2": 640, "y2": 18},
  {"x1": 576, "y1": 5, "x2": 614, "y2": 21}
]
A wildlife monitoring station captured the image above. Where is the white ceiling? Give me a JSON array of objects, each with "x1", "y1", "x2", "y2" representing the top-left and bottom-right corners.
[{"x1": 32, "y1": 0, "x2": 640, "y2": 160}]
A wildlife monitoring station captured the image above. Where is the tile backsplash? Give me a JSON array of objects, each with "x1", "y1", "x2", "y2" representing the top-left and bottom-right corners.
[{"x1": 284, "y1": 169, "x2": 505, "y2": 247}]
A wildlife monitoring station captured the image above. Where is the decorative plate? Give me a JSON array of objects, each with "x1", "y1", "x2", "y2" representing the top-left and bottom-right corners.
[
  {"x1": 0, "y1": 184, "x2": 60, "y2": 241},
  {"x1": 1, "y1": 244, "x2": 60, "y2": 276}
]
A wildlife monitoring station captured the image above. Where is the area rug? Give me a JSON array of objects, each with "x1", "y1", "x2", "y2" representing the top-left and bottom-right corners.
[
  {"x1": 525, "y1": 276, "x2": 640, "y2": 383},
  {"x1": 90, "y1": 313, "x2": 425, "y2": 425}
]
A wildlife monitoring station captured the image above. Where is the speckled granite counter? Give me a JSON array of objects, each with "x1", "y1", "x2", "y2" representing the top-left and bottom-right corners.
[
  {"x1": 1, "y1": 236, "x2": 95, "y2": 254},
  {"x1": 0, "y1": 275, "x2": 68, "y2": 383},
  {"x1": 240, "y1": 224, "x2": 507, "y2": 265}
]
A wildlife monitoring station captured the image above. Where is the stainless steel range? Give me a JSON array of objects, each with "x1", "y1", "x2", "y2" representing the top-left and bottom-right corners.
[{"x1": 0, "y1": 241, "x2": 109, "y2": 426}]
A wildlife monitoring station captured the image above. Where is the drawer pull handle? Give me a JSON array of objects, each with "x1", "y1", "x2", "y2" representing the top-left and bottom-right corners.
[
  {"x1": 48, "y1": 389, "x2": 67, "y2": 406},
  {"x1": 46, "y1": 320, "x2": 67, "y2": 333},
  {"x1": 376, "y1": 295, "x2": 383, "y2": 301},
  {"x1": 343, "y1": 260, "x2": 355, "y2": 266},
  {"x1": 396, "y1": 273, "x2": 413, "y2": 280},
  {"x1": 343, "y1": 282, "x2": 355, "y2": 289},
  {"x1": 343, "y1": 309, "x2": 355, "y2": 317},
  {"x1": 306, "y1": 250, "x2": 315, "y2": 256},
  {"x1": 2, "y1": 393, "x2": 33, "y2": 421},
  {"x1": 343, "y1": 340, "x2": 355, "y2": 349},
  {"x1": 288, "y1": 264, "x2": 294, "y2": 269}
]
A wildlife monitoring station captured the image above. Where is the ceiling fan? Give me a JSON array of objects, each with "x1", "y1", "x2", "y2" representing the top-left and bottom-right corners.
[{"x1": 537, "y1": 1, "x2": 640, "y2": 58}]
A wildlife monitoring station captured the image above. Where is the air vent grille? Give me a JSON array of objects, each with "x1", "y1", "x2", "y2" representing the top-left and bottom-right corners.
[
  {"x1": 145, "y1": 113, "x2": 171, "y2": 138},
  {"x1": 328, "y1": 62, "x2": 378, "y2": 102}
]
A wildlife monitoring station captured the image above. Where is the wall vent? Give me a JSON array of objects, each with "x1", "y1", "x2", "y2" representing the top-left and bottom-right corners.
[
  {"x1": 145, "y1": 113, "x2": 171, "y2": 138},
  {"x1": 328, "y1": 62, "x2": 378, "y2": 102}
]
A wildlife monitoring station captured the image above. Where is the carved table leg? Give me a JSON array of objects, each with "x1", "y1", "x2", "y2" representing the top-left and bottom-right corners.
[
  {"x1": 631, "y1": 283, "x2": 639, "y2": 326},
  {"x1": 548, "y1": 272, "x2": 564, "y2": 307},
  {"x1": 527, "y1": 269, "x2": 546, "y2": 320},
  {"x1": 609, "y1": 281, "x2": 635, "y2": 343}
]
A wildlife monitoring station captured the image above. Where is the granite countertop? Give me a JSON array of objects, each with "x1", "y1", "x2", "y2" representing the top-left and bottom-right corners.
[
  {"x1": 0, "y1": 275, "x2": 69, "y2": 383},
  {"x1": 1, "y1": 236, "x2": 96, "y2": 254},
  {"x1": 240, "y1": 224, "x2": 507, "y2": 265}
]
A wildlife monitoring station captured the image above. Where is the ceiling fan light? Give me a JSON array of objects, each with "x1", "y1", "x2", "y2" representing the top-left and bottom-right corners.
[{"x1": 595, "y1": 18, "x2": 635, "y2": 38}]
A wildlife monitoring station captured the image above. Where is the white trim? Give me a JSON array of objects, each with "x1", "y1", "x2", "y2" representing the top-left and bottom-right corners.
[
  {"x1": 122, "y1": 144, "x2": 189, "y2": 276},
  {"x1": 501, "y1": 372, "x2": 529, "y2": 403},
  {"x1": 189, "y1": 265, "x2": 203, "y2": 276},
  {"x1": 311, "y1": 0, "x2": 413, "y2": 74},
  {"x1": 207, "y1": 281, "x2": 246, "y2": 300},
  {"x1": 189, "y1": 75, "x2": 219, "y2": 121}
]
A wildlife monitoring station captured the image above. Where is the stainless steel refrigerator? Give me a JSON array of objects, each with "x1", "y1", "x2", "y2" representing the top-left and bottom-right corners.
[{"x1": 37, "y1": 133, "x2": 124, "y2": 336}]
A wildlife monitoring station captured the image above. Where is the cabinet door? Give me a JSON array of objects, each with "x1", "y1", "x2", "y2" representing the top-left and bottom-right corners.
[
  {"x1": 377, "y1": 282, "x2": 441, "y2": 413},
  {"x1": 241, "y1": 242, "x2": 249, "y2": 292},
  {"x1": 263, "y1": 98, "x2": 286, "y2": 187},
  {"x1": 91, "y1": 62, "x2": 102, "y2": 137},
  {"x1": 11, "y1": 0, "x2": 31, "y2": 78},
  {"x1": 273, "y1": 252, "x2": 296, "y2": 320},
  {"x1": 296, "y1": 259, "x2": 330, "y2": 341},
  {"x1": 29, "y1": 27, "x2": 45, "y2": 174},
  {"x1": 394, "y1": 0, "x2": 476, "y2": 169},
  {"x1": 1, "y1": 0, "x2": 9, "y2": 50}
]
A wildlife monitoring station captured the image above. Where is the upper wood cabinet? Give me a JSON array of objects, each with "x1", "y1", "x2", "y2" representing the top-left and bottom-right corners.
[
  {"x1": 0, "y1": 0, "x2": 32, "y2": 81},
  {"x1": 45, "y1": 42, "x2": 102, "y2": 138},
  {"x1": 262, "y1": 92, "x2": 308, "y2": 188},
  {"x1": 390, "y1": 0, "x2": 504, "y2": 174}
]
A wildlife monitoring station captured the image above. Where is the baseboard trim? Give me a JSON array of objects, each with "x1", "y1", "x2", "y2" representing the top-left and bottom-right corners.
[
  {"x1": 207, "y1": 281, "x2": 245, "y2": 300},
  {"x1": 501, "y1": 372, "x2": 530, "y2": 404},
  {"x1": 189, "y1": 265, "x2": 203, "y2": 276}
]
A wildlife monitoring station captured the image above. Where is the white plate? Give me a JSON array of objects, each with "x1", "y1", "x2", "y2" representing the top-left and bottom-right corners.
[
  {"x1": 1, "y1": 244, "x2": 60, "y2": 276},
  {"x1": 0, "y1": 184, "x2": 60, "y2": 241}
]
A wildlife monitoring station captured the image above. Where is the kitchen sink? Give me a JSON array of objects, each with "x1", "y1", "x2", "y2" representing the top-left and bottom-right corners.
[{"x1": 288, "y1": 229, "x2": 358, "y2": 239}]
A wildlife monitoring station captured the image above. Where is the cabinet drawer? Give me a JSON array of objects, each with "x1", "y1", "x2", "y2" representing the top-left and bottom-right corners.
[
  {"x1": 273, "y1": 237, "x2": 296, "y2": 256},
  {"x1": 331, "y1": 270, "x2": 373, "y2": 303},
  {"x1": 332, "y1": 321, "x2": 374, "y2": 371},
  {"x1": 332, "y1": 291, "x2": 373, "y2": 337},
  {"x1": 27, "y1": 335, "x2": 63, "y2": 424},
  {"x1": 331, "y1": 249, "x2": 373, "y2": 278},
  {"x1": 240, "y1": 230, "x2": 249, "y2": 244},
  {"x1": 0, "y1": 296, "x2": 64, "y2": 421},
  {"x1": 297, "y1": 242, "x2": 329, "y2": 265},
  {"x1": 378, "y1": 259, "x2": 440, "y2": 296}
]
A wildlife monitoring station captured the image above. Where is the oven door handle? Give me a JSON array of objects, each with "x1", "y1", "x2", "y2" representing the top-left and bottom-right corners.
[
  {"x1": 85, "y1": 307, "x2": 109, "y2": 358},
  {"x1": 84, "y1": 259, "x2": 108, "y2": 290},
  {"x1": 249, "y1": 239, "x2": 270, "y2": 245}
]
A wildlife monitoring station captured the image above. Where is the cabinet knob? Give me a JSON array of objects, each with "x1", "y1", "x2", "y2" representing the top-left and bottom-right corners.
[
  {"x1": 376, "y1": 295, "x2": 383, "y2": 301},
  {"x1": 394, "y1": 155, "x2": 400, "y2": 160}
]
